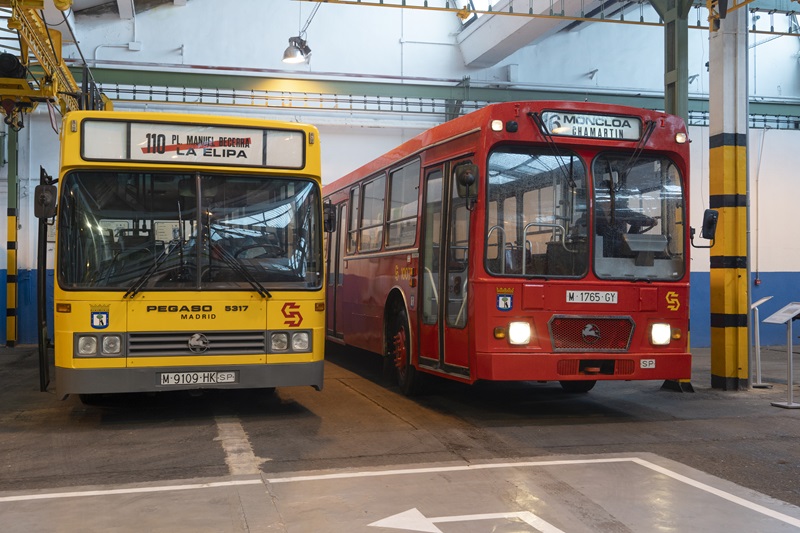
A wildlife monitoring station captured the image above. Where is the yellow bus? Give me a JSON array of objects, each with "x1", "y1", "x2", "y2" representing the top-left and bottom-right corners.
[{"x1": 35, "y1": 110, "x2": 327, "y2": 401}]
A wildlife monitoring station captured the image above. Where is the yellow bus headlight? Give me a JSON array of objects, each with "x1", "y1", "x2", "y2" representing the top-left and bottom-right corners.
[
  {"x1": 291, "y1": 332, "x2": 310, "y2": 351},
  {"x1": 102, "y1": 335, "x2": 122, "y2": 355},
  {"x1": 78, "y1": 335, "x2": 98, "y2": 356},
  {"x1": 270, "y1": 332, "x2": 289, "y2": 352}
]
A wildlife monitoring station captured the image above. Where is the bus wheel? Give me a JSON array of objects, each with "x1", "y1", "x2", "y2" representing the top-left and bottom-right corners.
[
  {"x1": 388, "y1": 307, "x2": 421, "y2": 395},
  {"x1": 559, "y1": 380, "x2": 596, "y2": 393}
]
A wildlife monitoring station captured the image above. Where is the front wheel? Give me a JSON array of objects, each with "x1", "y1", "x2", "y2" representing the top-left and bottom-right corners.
[
  {"x1": 559, "y1": 380, "x2": 596, "y2": 393},
  {"x1": 387, "y1": 306, "x2": 423, "y2": 396}
]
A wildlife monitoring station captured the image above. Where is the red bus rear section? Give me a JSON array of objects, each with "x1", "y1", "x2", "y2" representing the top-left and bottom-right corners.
[{"x1": 324, "y1": 101, "x2": 691, "y2": 394}]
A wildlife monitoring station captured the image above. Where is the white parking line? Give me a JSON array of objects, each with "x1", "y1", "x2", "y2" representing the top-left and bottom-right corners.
[
  {"x1": 0, "y1": 480, "x2": 263, "y2": 503},
  {"x1": 1, "y1": 456, "x2": 799, "y2": 529},
  {"x1": 214, "y1": 415, "x2": 265, "y2": 476}
]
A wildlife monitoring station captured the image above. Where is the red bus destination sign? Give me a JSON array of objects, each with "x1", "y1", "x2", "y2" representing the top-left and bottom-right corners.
[{"x1": 541, "y1": 111, "x2": 642, "y2": 141}]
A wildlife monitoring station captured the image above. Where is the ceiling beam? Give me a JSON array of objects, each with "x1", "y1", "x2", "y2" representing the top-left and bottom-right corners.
[{"x1": 116, "y1": 0, "x2": 133, "y2": 19}]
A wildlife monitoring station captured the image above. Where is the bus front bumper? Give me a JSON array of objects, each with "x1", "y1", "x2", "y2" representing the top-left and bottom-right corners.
[
  {"x1": 55, "y1": 361, "x2": 324, "y2": 399},
  {"x1": 474, "y1": 352, "x2": 692, "y2": 382}
]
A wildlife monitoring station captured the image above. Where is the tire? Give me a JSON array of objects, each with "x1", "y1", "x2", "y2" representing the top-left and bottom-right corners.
[
  {"x1": 387, "y1": 305, "x2": 423, "y2": 396},
  {"x1": 559, "y1": 380, "x2": 597, "y2": 393}
]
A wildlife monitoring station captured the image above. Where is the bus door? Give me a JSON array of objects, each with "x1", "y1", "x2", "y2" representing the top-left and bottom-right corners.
[
  {"x1": 326, "y1": 203, "x2": 347, "y2": 339},
  {"x1": 419, "y1": 161, "x2": 471, "y2": 377}
]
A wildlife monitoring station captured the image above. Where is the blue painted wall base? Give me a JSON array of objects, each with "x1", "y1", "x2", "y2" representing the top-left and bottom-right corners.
[{"x1": 690, "y1": 271, "x2": 800, "y2": 348}]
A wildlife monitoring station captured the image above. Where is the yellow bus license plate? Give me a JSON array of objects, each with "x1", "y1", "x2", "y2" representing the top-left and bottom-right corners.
[{"x1": 159, "y1": 371, "x2": 238, "y2": 386}]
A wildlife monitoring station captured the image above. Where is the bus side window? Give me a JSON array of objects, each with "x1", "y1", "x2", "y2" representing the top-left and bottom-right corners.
[
  {"x1": 359, "y1": 175, "x2": 385, "y2": 252},
  {"x1": 386, "y1": 160, "x2": 420, "y2": 248}
]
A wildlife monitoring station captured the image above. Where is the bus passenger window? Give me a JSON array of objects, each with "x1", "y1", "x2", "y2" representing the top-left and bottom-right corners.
[
  {"x1": 386, "y1": 161, "x2": 420, "y2": 248},
  {"x1": 360, "y1": 176, "x2": 385, "y2": 252}
]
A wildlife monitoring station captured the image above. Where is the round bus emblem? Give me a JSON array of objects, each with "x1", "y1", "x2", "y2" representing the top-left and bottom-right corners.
[
  {"x1": 581, "y1": 324, "x2": 601, "y2": 344},
  {"x1": 188, "y1": 333, "x2": 210, "y2": 353}
]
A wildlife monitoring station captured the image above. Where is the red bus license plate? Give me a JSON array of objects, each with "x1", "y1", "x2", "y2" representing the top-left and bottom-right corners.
[{"x1": 566, "y1": 290, "x2": 618, "y2": 304}]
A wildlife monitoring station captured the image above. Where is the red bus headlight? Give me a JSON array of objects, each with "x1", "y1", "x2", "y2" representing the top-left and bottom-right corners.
[
  {"x1": 650, "y1": 323, "x2": 672, "y2": 345},
  {"x1": 508, "y1": 322, "x2": 531, "y2": 345}
]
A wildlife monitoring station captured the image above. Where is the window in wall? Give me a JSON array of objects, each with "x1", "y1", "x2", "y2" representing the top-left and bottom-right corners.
[
  {"x1": 386, "y1": 160, "x2": 420, "y2": 248},
  {"x1": 360, "y1": 175, "x2": 385, "y2": 252}
]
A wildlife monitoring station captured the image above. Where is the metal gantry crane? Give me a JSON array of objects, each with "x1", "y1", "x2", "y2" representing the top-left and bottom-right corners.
[{"x1": 0, "y1": 0, "x2": 97, "y2": 131}]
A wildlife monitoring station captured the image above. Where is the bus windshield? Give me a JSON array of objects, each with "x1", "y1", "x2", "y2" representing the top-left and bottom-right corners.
[
  {"x1": 57, "y1": 171, "x2": 322, "y2": 291},
  {"x1": 485, "y1": 146, "x2": 589, "y2": 277},
  {"x1": 592, "y1": 153, "x2": 685, "y2": 280}
]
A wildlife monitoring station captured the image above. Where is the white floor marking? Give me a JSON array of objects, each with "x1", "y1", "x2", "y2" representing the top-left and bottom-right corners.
[
  {"x1": 632, "y1": 457, "x2": 800, "y2": 528},
  {"x1": 214, "y1": 415, "x2": 265, "y2": 476},
  {"x1": 368, "y1": 508, "x2": 566, "y2": 533},
  {"x1": 0, "y1": 480, "x2": 263, "y2": 503},
  {"x1": 2, "y1": 455, "x2": 799, "y2": 529}
]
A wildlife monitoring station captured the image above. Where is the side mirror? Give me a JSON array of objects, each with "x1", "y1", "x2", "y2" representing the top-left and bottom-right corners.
[
  {"x1": 34, "y1": 184, "x2": 57, "y2": 219},
  {"x1": 455, "y1": 163, "x2": 478, "y2": 199},
  {"x1": 701, "y1": 209, "x2": 718, "y2": 240},
  {"x1": 323, "y1": 202, "x2": 337, "y2": 233}
]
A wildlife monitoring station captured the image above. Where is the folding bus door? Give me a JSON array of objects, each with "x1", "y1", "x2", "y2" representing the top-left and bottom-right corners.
[
  {"x1": 326, "y1": 203, "x2": 347, "y2": 339},
  {"x1": 418, "y1": 161, "x2": 471, "y2": 377}
]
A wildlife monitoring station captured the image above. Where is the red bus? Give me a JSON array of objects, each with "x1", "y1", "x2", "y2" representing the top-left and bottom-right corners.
[{"x1": 324, "y1": 100, "x2": 700, "y2": 394}]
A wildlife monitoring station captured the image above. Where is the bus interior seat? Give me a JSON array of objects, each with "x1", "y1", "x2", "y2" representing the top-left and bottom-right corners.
[{"x1": 117, "y1": 228, "x2": 152, "y2": 250}]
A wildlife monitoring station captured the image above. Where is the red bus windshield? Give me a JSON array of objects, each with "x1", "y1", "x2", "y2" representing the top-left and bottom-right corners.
[{"x1": 485, "y1": 147, "x2": 685, "y2": 281}]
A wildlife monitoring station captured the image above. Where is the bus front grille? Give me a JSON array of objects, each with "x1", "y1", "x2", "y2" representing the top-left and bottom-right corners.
[
  {"x1": 548, "y1": 316, "x2": 634, "y2": 352},
  {"x1": 127, "y1": 331, "x2": 267, "y2": 356}
]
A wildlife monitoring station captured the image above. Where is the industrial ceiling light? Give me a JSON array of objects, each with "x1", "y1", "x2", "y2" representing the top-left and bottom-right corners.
[
  {"x1": 282, "y1": 3, "x2": 320, "y2": 65},
  {"x1": 283, "y1": 36, "x2": 311, "y2": 64}
]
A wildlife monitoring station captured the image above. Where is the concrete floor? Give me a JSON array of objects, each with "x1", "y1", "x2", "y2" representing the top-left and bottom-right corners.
[{"x1": 1, "y1": 343, "x2": 799, "y2": 532}]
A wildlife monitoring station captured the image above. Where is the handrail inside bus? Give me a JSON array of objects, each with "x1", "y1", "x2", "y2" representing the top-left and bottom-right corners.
[
  {"x1": 424, "y1": 267, "x2": 439, "y2": 309},
  {"x1": 487, "y1": 224, "x2": 507, "y2": 274}
]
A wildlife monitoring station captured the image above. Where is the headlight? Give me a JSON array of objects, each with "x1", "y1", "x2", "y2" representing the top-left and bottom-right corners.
[
  {"x1": 291, "y1": 332, "x2": 310, "y2": 351},
  {"x1": 78, "y1": 335, "x2": 98, "y2": 356},
  {"x1": 101, "y1": 335, "x2": 122, "y2": 355},
  {"x1": 271, "y1": 332, "x2": 289, "y2": 351},
  {"x1": 650, "y1": 323, "x2": 672, "y2": 345},
  {"x1": 508, "y1": 322, "x2": 531, "y2": 345}
]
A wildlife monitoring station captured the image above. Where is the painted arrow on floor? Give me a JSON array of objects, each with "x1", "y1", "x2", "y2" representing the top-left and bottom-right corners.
[{"x1": 368, "y1": 507, "x2": 566, "y2": 532}]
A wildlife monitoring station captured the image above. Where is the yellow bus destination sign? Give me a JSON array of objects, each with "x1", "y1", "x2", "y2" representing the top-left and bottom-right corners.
[
  {"x1": 541, "y1": 111, "x2": 642, "y2": 141},
  {"x1": 81, "y1": 119, "x2": 306, "y2": 169}
]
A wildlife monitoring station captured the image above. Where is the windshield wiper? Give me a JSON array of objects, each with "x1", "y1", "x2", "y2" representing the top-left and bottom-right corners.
[
  {"x1": 616, "y1": 120, "x2": 656, "y2": 189},
  {"x1": 124, "y1": 240, "x2": 182, "y2": 299},
  {"x1": 210, "y1": 243, "x2": 271, "y2": 298},
  {"x1": 527, "y1": 112, "x2": 577, "y2": 189}
]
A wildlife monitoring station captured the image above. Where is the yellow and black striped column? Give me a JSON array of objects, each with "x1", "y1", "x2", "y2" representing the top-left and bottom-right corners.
[
  {"x1": 5, "y1": 129, "x2": 17, "y2": 347},
  {"x1": 708, "y1": 8, "x2": 748, "y2": 390}
]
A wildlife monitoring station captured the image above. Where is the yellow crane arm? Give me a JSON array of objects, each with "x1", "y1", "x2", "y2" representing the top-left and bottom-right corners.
[{"x1": 0, "y1": 0, "x2": 80, "y2": 129}]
